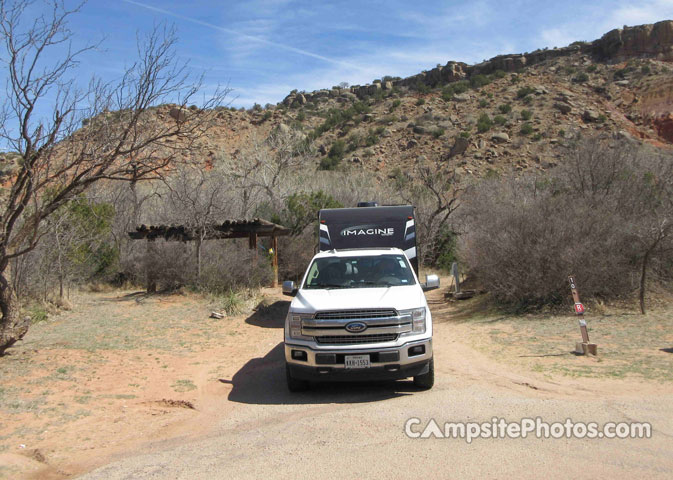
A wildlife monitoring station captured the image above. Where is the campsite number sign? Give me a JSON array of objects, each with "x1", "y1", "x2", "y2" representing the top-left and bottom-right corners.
[{"x1": 568, "y1": 276, "x2": 595, "y2": 351}]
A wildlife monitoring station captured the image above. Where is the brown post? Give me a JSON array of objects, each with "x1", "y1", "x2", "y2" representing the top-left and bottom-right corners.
[
  {"x1": 568, "y1": 275, "x2": 597, "y2": 355},
  {"x1": 146, "y1": 239, "x2": 157, "y2": 293},
  {"x1": 249, "y1": 233, "x2": 258, "y2": 268},
  {"x1": 271, "y1": 235, "x2": 279, "y2": 287}
]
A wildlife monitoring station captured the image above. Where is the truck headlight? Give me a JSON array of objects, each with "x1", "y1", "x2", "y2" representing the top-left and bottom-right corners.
[
  {"x1": 400, "y1": 307, "x2": 426, "y2": 334},
  {"x1": 286, "y1": 313, "x2": 312, "y2": 340}
]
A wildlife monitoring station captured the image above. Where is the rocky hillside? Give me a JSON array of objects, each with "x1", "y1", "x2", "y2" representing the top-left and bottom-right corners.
[
  {"x1": 178, "y1": 20, "x2": 673, "y2": 181},
  {"x1": 6, "y1": 21, "x2": 670, "y2": 182}
]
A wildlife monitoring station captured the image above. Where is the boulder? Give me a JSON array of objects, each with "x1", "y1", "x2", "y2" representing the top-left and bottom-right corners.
[
  {"x1": 169, "y1": 107, "x2": 187, "y2": 122},
  {"x1": 491, "y1": 132, "x2": 510, "y2": 143},
  {"x1": 582, "y1": 109, "x2": 600, "y2": 122},
  {"x1": 554, "y1": 102, "x2": 572, "y2": 114},
  {"x1": 448, "y1": 136, "x2": 470, "y2": 157}
]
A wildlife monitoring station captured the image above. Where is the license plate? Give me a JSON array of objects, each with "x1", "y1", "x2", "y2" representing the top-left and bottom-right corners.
[{"x1": 345, "y1": 355, "x2": 370, "y2": 369}]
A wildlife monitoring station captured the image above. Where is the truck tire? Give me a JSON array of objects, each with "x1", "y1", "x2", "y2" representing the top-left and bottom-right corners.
[
  {"x1": 413, "y1": 357, "x2": 434, "y2": 390},
  {"x1": 286, "y1": 363, "x2": 309, "y2": 392}
]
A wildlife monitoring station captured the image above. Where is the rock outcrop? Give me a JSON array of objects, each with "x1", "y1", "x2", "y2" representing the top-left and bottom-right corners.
[
  {"x1": 278, "y1": 21, "x2": 673, "y2": 109},
  {"x1": 593, "y1": 21, "x2": 673, "y2": 61}
]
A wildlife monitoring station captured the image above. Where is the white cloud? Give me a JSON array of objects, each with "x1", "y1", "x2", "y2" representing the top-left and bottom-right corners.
[
  {"x1": 607, "y1": 0, "x2": 673, "y2": 27},
  {"x1": 538, "y1": 0, "x2": 673, "y2": 48}
]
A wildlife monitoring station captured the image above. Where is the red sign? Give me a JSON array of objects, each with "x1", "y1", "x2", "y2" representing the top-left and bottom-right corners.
[{"x1": 574, "y1": 302, "x2": 585, "y2": 315}]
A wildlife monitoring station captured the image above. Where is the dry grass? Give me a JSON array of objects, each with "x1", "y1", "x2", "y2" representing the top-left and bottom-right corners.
[{"x1": 447, "y1": 294, "x2": 673, "y2": 382}]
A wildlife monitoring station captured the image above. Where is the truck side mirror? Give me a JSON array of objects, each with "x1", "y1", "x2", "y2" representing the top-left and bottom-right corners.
[
  {"x1": 282, "y1": 280, "x2": 298, "y2": 297},
  {"x1": 422, "y1": 274, "x2": 440, "y2": 292}
]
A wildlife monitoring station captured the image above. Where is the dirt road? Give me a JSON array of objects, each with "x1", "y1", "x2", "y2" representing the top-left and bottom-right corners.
[
  {"x1": 75, "y1": 293, "x2": 673, "y2": 479},
  {"x1": 2, "y1": 288, "x2": 672, "y2": 479}
]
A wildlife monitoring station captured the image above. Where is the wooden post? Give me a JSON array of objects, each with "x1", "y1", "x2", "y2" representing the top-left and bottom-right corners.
[
  {"x1": 146, "y1": 240, "x2": 157, "y2": 293},
  {"x1": 568, "y1": 275, "x2": 597, "y2": 355},
  {"x1": 271, "y1": 235, "x2": 279, "y2": 288},
  {"x1": 451, "y1": 262, "x2": 460, "y2": 293},
  {"x1": 249, "y1": 232, "x2": 258, "y2": 269}
]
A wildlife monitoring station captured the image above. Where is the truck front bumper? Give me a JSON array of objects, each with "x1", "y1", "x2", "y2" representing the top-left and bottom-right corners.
[{"x1": 284, "y1": 338, "x2": 432, "y2": 382}]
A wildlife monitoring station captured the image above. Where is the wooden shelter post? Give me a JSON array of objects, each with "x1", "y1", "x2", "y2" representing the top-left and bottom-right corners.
[
  {"x1": 249, "y1": 232, "x2": 258, "y2": 268},
  {"x1": 146, "y1": 239, "x2": 157, "y2": 293},
  {"x1": 129, "y1": 219, "x2": 290, "y2": 290},
  {"x1": 271, "y1": 235, "x2": 279, "y2": 287}
]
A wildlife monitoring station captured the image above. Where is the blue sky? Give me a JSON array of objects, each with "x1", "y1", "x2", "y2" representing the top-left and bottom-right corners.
[{"x1": 10, "y1": 0, "x2": 673, "y2": 108}]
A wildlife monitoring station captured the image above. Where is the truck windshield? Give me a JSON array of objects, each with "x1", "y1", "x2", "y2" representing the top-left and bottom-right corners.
[{"x1": 303, "y1": 254, "x2": 416, "y2": 289}]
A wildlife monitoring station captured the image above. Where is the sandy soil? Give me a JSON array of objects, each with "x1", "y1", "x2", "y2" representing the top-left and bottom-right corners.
[{"x1": 1, "y1": 286, "x2": 672, "y2": 479}]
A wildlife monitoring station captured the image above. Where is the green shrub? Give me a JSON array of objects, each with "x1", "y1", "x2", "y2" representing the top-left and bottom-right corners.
[
  {"x1": 416, "y1": 98, "x2": 426, "y2": 106},
  {"x1": 310, "y1": 102, "x2": 370, "y2": 139},
  {"x1": 296, "y1": 110, "x2": 306, "y2": 122},
  {"x1": 573, "y1": 72, "x2": 589, "y2": 83},
  {"x1": 470, "y1": 74, "x2": 491, "y2": 89},
  {"x1": 281, "y1": 191, "x2": 343, "y2": 234},
  {"x1": 498, "y1": 104, "x2": 512, "y2": 114},
  {"x1": 346, "y1": 133, "x2": 362, "y2": 152},
  {"x1": 442, "y1": 80, "x2": 470, "y2": 101},
  {"x1": 460, "y1": 131, "x2": 471, "y2": 139},
  {"x1": 613, "y1": 68, "x2": 628, "y2": 80},
  {"x1": 432, "y1": 128, "x2": 445, "y2": 138},
  {"x1": 479, "y1": 99, "x2": 488, "y2": 108},
  {"x1": 434, "y1": 227, "x2": 458, "y2": 272},
  {"x1": 586, "y1": 65, "x2": 597, "y2": 73},
  {"x1": 520, "y1": 109, "x2": 533, "y2": 121},
  {"x1": 532, "y1": 132, "x2": 543, "y2": 142},
  {"x1": 516, "y1": 86, "x2": 534, "y2": 99},
  {"x1": 492, "y1": 70, "x2": 506, "y2": 79},
  {"x1": 641, "y1": 65, "x2": 651, "y2": 75},
  {"x1": 28, "y1": 303, "x2": 48, "y2": 323},
  {"x1": 320, "y1": 140, "x2": 346, "y2": 169},
  {"x1": 494, "y1": 115, "x2": 506, "y2": 126},
  {"x1": 365, "y1": 128, "x2": 380, "y2": 147},
  {"x1": 520, "y1": 122, "x2": 534, "y2": 135},
  {"x1": 414, "y1": 80, "x2": 430, "y2": 94},
  {"x1": 597, "y1": 114, "x2": 607, "y2": 123},
  {"x1": 390, "y1": 99, "x2": 401, "y2": 111},
  {"x1": 477, "y1": 113, "x2": 493, "y2": 133}
]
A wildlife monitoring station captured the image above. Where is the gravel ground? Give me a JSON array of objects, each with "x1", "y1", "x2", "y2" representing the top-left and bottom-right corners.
[{"x1": 78, "y1": 311, "x2": 673, "y2": 479}]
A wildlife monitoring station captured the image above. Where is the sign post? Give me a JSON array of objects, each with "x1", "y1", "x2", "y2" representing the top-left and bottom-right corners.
[{"x1": 568, "y1": 276, "x2": 597, "y2": 355}]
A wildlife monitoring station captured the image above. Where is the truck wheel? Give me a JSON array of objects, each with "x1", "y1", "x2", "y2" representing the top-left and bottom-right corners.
[
  {"x1": 286, "y1": 363, "x2": 309, "y2": 392},
  {"x1": 413, "y1": 358, "x2": 434, "y2": 390}
]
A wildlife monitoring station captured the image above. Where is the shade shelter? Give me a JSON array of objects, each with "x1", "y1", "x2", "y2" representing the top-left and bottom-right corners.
[{"x1": 129, "y1": 219, "x2": 290, "y2": 291}]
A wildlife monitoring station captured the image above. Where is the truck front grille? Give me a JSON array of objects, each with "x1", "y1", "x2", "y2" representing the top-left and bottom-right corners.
[
  {"x1": 314, "y1": 309, "x2": 397, "y2": 320},
  {"x1": 315, "y1": 334, "x2": 398, "y2": 345}
]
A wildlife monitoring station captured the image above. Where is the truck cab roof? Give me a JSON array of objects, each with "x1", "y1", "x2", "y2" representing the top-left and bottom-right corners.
[{"x1": 313, "y1": 247, "x2": 404, "y2": 259}]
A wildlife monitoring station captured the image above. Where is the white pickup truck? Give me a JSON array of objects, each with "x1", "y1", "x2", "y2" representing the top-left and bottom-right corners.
[{"x1": 282, "y1": 204, "x2": 439, "y2": 391}]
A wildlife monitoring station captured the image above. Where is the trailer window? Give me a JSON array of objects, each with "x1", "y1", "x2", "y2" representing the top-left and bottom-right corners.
[{"x1": 303, "y1": 254, "x2": 416, "y2": 289}]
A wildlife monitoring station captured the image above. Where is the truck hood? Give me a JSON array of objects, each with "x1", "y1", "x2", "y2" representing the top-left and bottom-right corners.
[{"x1": 291, "y1": 285, "x2": 425, "y2": 313}]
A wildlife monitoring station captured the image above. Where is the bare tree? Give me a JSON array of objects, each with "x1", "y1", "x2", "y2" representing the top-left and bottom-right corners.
[
  {"x1": 160, "y1": 164, "x2": 231, "y2": 280},
  {"x1": 0, "y1": 0, "x2": 228, "y2": 354},
  {"x1": 394, "y1": 158, "x2": 461, "y2": 265},
  {"x1": 225, "y1": 128, "x2": 312, "y2": 216}
]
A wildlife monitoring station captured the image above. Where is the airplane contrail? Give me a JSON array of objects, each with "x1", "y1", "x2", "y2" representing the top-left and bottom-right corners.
[{"x1": 122, "y1": 0, "x2": 363, "y2": 70}]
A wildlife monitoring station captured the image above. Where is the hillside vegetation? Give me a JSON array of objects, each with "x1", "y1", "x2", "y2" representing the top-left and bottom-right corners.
[{"x1": 1, "y1": 19, "x2": 673, "y2": 341}]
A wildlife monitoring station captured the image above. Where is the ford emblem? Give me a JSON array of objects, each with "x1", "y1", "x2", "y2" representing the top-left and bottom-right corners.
[{"x1": 345, "y1": 322, "x2": 367, "y2": 333}]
